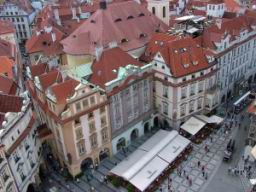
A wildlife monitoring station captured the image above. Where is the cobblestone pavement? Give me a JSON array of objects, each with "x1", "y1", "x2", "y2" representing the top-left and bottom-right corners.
[{"x1": 155, "y1": 121, "x2": 232, "y2": 192}]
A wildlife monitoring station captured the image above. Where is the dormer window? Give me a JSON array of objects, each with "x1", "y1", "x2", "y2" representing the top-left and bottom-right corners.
[
  {"x1": 121, "y1": 38, "x2": 128, "y2": 43},
  {"x1": 138, "y1": 13, "x2": 145, "y2": 17},
  {"x1": 127, "y1": 15, "x2": 134, "y2": 20},
  {"x1": 139, "y1": 33, "x2": 147, "y2": 38},
  {"x1": 115, "y1": 18, "x2": 122, "y2": 22},
  {"x1": 183, "y1": 64, "x2": 189, "y2": 68},
  {"x1": 90, "y1": 20, "x2": 96, "y2": 23},
  {"x1": 42, "y1": 41, "x2": 47, "y2": 46},
  {"x1": 193, "y1": 61, "x2": 198, "y2": 65}
]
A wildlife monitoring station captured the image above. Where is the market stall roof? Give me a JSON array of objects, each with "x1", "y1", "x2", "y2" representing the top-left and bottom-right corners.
[
  {"x1": 180, "y1": 117, "x2": 206, "y2": 136},
  {"x1": 251, "y1": 145, "x2": 256, "y2": 159},
  {"x1": 195, "y1": 115, "x2": 223, "y2": 124},
  {"x1": 109, "y1": 130, "x2": 191, "y2": 191}
]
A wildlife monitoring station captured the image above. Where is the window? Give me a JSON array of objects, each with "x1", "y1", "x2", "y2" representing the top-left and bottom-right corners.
[
  {"x1": 163, "y1": 85, "x2": 168, "y2": 98},
  {"x1": 200, "y1": 71, "x2": 204, "y2": 76},
  {"x1": 75, "y1": 102, "x2": 81, "y2": 112},
  {"x1": 192, "y1": 74, "x2": 195, "y2": 79},
  {"x1": 163, "y1": 7, "x2": 166, "y2": 18},
  {"x1": 189, "y1": 101, "x2": 194, "y2": 113},
  {"x1": 2, "y1": 168, "x2": 9, "y2": 182},
  {"x1": 28, "y1": 155, "x2": 35, "y2": 168},
  {"x1": 13, "y1": 151, "x2": 20, "y2": 163},
  {"x1": 18, "y1": 167, "x2": 26, "y2": 181},
  {"x1": 190, "y1": 83, "x2": 196, "y2": 96},
  {"x1": 90, "y1": 133, "x2": 98, "y2": 148},
  {"x1": 77, "y1": 140, "x2": 85, "y2": 155},
  {"x1": 198, "y1": 98, "x2": 203, "y2": 109},
  {"x1": 89, "y1": 121, "x2": 96, "y2": 133},
  {"x1": 163, "y1": 102, "x2": 168, "y2": 115},
  {"x1": 181, "y1": 87, "x2": 187, "y2": 99},
  {"x1": 88, "y1": 112, "x2": 94, "y2": 119},
  {"x1": 182, "y1": 77, "x2": 186, "y2": 82},
  {"x1": 101, "y1": 116, "x2": 107, "y2": 127},
  {"x1": 198, "y1": 81, "x2": 204, "y2": 93},
  {"x1": 75, "y1": 128, "x2": 83, "y2": 140},
  {"x1": 82, "y1": 99, "x2": 88, "y2": 108},
  {"x1": 152, "y1": 7, "x2": 155, "y2": 15},
  {"x1": 101, "y1": 128, "x2": 108, "y2": 142},
  {"x1": 100, "y1": 106, "x2": 105, "y2": 113},
  {"x1": 90, "y1": 96, "x2": 95, "y2": 105},
  {"x1": 74, "y1": 118, "x2": 81, "y2": 126},
  {"x1": 180, "y1": 104, "x2": 186, "y2": 117}
]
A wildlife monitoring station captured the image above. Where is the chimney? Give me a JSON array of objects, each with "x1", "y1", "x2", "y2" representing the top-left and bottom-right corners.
[
  {"x1": 51, "y1": 32, "x2": 56, "y2": 42},
  {"x1": 215, "y1": 18, "x2": 222, "y2": 30},
  {"x1": 53, "y1": 8, "x2": 61, "y2": 26},
  {"x1": 99, "y1": 0, "x2": 107, "y2": 10},
  {"x1": 71, "y1": 7, "x2": 77, "y2": 19},
  {"x1": 95, "y1": 46, "x2": 103, "y2": 61}
]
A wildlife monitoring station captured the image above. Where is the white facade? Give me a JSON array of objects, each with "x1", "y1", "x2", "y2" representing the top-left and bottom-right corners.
[
  {"x1": 206, "y1": 3, "x2": 225, "y2": 18},
  {"x1": 0, "y1": 92, "x2": 42, "y2": 192},
  {"x1": 212, "y1": 25, "x2": 256, "y2": 102},
  {"x1": 0, "y1": 2, "x2": 36, "y2": 43},
  {"x1": 152, "y1": 53, "x2": 220, "y2": 129},
  {"x1": 147, "y1": 0, "x2": 170, "y2": 25}
]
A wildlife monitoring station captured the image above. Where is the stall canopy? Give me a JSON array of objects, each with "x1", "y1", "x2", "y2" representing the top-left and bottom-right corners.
[
  {"x1": 110, "y1": 130, "x2": 191, "y2": 192},
  {"x1": 251, "y1": 145, "x2": 256, "y2": 160},
  {"x1": 195, "y1": 115, "x2": 223, "y2": 124},
  {"x1": 180, "y1": 117, "x2": 206, "y2": 136}
]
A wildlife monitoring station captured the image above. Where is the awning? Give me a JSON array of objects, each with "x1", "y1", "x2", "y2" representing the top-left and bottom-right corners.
[
  {"x1": 110, "y1": 130, "x2": 191, "y2": 191},
  {"x1": 251, "y1": 145, "x2": 256, "y2": 159},
  {"x1": 195, "y1": 115, "x2": 223, "y2": 124},
  {"x1": 180, "y1": 117, "x2": 206, "y2": 136}
]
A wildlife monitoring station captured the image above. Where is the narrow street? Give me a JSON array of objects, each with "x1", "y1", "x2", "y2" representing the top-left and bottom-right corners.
[{"x1": 205, "y1": 110, "x2": 251, "y2": 192}]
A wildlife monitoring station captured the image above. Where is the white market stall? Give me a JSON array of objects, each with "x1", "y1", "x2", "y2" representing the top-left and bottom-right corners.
[{"x1": 109, "y1": 130, "x2": 191, "y2": 192}]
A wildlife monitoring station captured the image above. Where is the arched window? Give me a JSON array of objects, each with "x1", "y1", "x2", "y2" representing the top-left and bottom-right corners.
[
  {"x1": 163, "y1": 7, "x2": 166, "y2": 18},
  {"x1": 152, "y1": 7, "x2": 155, "y2": 15}
]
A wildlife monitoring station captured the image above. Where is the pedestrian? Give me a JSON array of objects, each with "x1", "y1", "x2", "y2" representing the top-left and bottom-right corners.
[
  {"x1": 202, "y1": 170, "x2": 205, "y2": 177},
  {"x1": 205, "y1": 172, "x2": 208, "y2": 180},
  {"x1": 202, "y1": 165, "x2": 205, "y2": 172},
  {"x1": 95, "y1": 163, "x2": 98, "y2": 170},
  {"x1": 104, "y1": 175, "x2": 108, "y2": 184},
  {"x1": 204, "y1": 145, "x2": 208, "y2": 153},
  {"x1": 186, "y1": 175, "x2": 189, "y2": 181},
  {"x1": 228, "y1": 167, "x2": 231, "y2": 175},
  {"x1": 210, "y1": 136, "x2": 213, "y2": 143},
  {"x1": 183, "y1": 169, "x2": 186, "y2": 177},
  {"x1": 198, "y1": 161, "x2": 201, "y2": 168},
  {"x1": 189, "y1": 177, "x2": 192, "y2": 186}
]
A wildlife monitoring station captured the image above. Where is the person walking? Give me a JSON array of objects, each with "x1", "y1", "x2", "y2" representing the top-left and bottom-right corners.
[
  {"x1": 198, "y1": 161, "x2": 201, "y2": 168},
  {"x1": 205, "y1": 172, "x2": 208, "y2": 180}
]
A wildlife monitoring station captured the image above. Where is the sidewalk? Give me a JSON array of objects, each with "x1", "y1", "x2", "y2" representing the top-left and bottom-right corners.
[{"x1": 155, "y1": 121, "x2": 232, "y2": 192}]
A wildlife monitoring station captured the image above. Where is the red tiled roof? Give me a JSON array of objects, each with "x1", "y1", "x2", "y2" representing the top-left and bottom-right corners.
[
  {"x1": 224, "y1": 0, "x2": 241, "y2": 12},
  {"x1": 25, "y1": 27, "x2": 64, "y2": 54},
  {"x1": 0, "y1": 39, "x2": 16, "y2": 58},
  {"x1": 0, "y1": 20, "x2": 15, "y2": 35},
  {"x1": 61, "y1": 1, "x2": 168, "y2": 55},
  {"x1": 156, "y1": 36, "x2": 210, "y2": 77},
  {"x1": 192, "y1": 9, "x2": 207, "y2": 16},
  {"x1": 0, "y1": 56, "x2": 14, "y2": 78},
  {"x1": 90, "y1": 47, "x2": 143, "y2": 88},
  {"x1": 51, "y1": 79, "x2": 79, "y2": 104},
  {"x1": 38, "y1": 70, "x2": 63, "y2": 90},
  {"x1": 0, "y1": 75, "x2": 18, "y2": 95},
  {"x1": 29, "y1": 63, "x2": 48, "y2": 79},
  {"x1": 0, "y1": 94, "x2": 23, "y2": 113}
]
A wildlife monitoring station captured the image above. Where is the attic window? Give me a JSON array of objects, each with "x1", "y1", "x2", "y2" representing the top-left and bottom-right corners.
[
  {"x1": 90, "y1": 20, "x2": 96, "y2": 23},
  {"x1": 121, "y1": 38, "x2": 128, "y2": 43},
  {"x1": 183, "y1": 64, "x2": 189, "y2": 68},
  {"x1": 127, "y1": 15, "x2": 134, "y2": 20},
  {"x1": 193, "y1": 61, "x2": 198, "y2": 65},
  {"x1": 115, "y1": 18, "x2": 122, "y2": 22},
  {"x1": 138, "y1": 13, "x2": 145, "y2": 17},
  {"x1": 73, "y1": 35, "x2": 77, "y2": 38},
  {"x1": 139, "y1": 33, "x2": 147, "y2": 38},
  {"x1": 42, "y1": 41, "x2": 47, "y2": 46}
]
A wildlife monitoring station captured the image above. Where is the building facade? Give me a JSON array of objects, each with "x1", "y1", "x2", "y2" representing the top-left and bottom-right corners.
[
  {"x1": 27, "y1": 65, "x2": 112, "y2": 177},
  {"x1": 0, "y1": 0, "x2": 36, "y2": 43}
]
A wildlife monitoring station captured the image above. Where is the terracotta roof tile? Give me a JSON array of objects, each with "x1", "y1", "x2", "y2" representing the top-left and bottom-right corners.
[
  {"x1": 0, "y1": 75, "x2": 18, "y2": 95},
  {"x1": 38, "y1": 70, "x2": 63, "y2": 90},
  {"x1": 51, "y1": 79, "x2": 79, "y2": 104},
  {"x1": 90, "y1": 47, "x2": 143, "y2": 88},
  {"x1": 155, "y1": 36, "x2": 210, "y2": 77},
  {"x1": 0, "y1": 39, "x2": 16, "y2": 58},
  {"x1": 61, "y1": 1, "x2": 168, "y2": 55},
  {"x1": 29, "y1": 63, "x2": 48, "y2": 79},
  {"x1": 0, "y1": 56, "x2": 14, "y2": 78},
  {"x1": 0, "y1": 94, "x2": 23, "y2": 113},
  {"x1": 0, "y1": 20, "x2": 15, "y2": 35}
]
